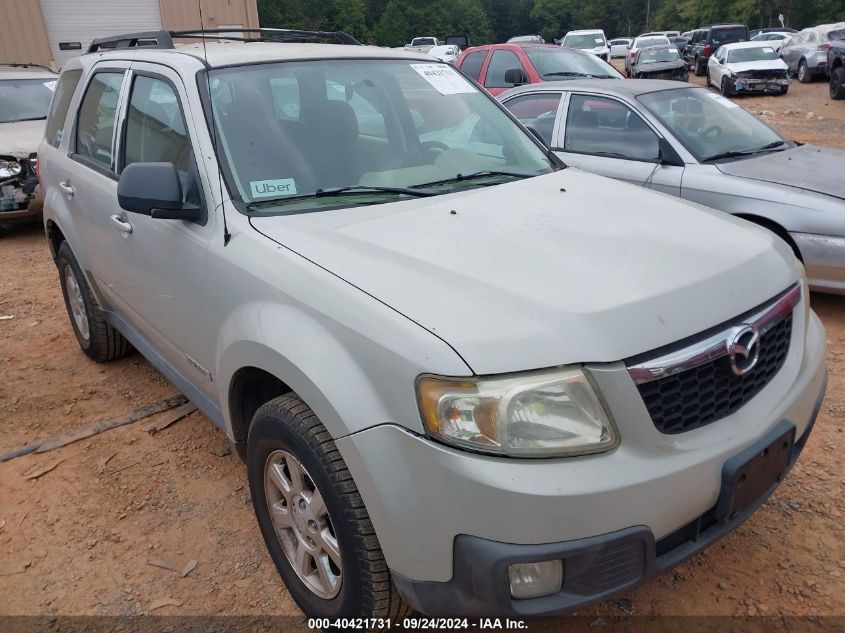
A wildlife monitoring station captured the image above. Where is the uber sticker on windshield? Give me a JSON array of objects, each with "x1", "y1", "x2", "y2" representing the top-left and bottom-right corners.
[
  {"x1": 250, "y1": 178, "x2": 297, "y2": 198},
  {"x1": 410, "y1": 64, "x2": 475, "y2": 95}
]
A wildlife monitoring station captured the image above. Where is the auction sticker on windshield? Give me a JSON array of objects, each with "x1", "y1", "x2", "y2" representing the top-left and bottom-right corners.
[
  {"x1": 411, "y1": 64, "x2": 475, "y2": 95},
  {"x1": 250, "y1": 178, "x2": 298, "y2": 198}
]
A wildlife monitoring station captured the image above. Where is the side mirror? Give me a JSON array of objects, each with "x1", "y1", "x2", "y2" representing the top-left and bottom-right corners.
[
  {"x1": 118, "y1": 162, "x2": 199, "y2": 221},
  {"x1": 504, "y1": 68, "x2": 528, "y2": 86},
  {"x1": 657, "y1": 137, "x2": 684, "y2": 166}
]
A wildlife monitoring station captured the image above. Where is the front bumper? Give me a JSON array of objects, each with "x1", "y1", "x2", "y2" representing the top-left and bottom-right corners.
[
  {"x1": 336, "y1": 307, "x2": 826, "y2": 615},
  {"x1": 392, "y1": 385, "x2": 825, "y2": 615},
  {"x1": 792, "y1": 232, "x2": 845, "y2": 294},
  {"x1": 732, "y1": 76, "x2": 790, "y2": 93}
]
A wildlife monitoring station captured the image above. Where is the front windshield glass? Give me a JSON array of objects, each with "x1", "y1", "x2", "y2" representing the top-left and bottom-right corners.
[
  {"x1": 0, "y1": 78, "x2": 57, "y2": 123},
  {"x1": 728, "y1": 46, "x2": 779, "y2": 63},
  {"x1": 635, "y1": 37, "x2": 669, "y2": 49},
  {"x1": 209, "y1": 59, "x2": 554, "y2": 213},
  {"x1": 563, "y1": 34, "x2": 606, "y2": 48},
  {"x1": 638, "y1": 88, "x2": 785, "y2": 162},
  {"x1": 638, "y1": 47, "x2": 682, "y2": 64},
  {"x1": 524, "y1": 48, "x2": 621, "y2": 79}
]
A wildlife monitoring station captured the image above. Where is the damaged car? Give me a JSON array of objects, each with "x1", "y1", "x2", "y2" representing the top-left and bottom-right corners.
[
  {"x1": 630, "y1": 44, "x2": 689, "y2": 81},
  {"x1": 0, "y1": 63, "x2": 57, "y2": 235},
  {"x1": 707, "y1": 42, "x2": 790, "y2": 96}
]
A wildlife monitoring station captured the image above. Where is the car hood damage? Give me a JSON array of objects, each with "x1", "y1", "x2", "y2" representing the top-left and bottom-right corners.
[
  {"x1": 251, "y1": 169, "x2": 797, "y2": 375},
  {"x1": 0, "y1": 119, "x2": 46, "y2": 159},
  {"x1": 726, "y1": 59, "x2": 788, "y2": 74},
  {"x1": 716, "y1": 144, "x2": 845, "y2": 201}
]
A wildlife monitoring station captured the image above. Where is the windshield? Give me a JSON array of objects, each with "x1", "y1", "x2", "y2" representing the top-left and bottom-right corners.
[
  {"x1": 524, "y1": 48, "x2": 621, "y2": 79},
  {"x1": 563, "y1": 34, "x2": 606, "y2": 48},
  {"x1": 638, "y1": 47, "x2": 682, "y2": 64},
  {"x1": 728, "y1": 46, "x2": 779, "y2": 63},
  {"x1": 635, "y1": 37, "x2": 669, "y2": 49},
  {"x1": 208, "y1": 59, "x2": 554, "y2": 213},
  {"x1": 0, "y1": 78, "x2": 57, "y2": 123},
  {"x1": 638, "y1": 88, "x2": 784, "y2": 162}
]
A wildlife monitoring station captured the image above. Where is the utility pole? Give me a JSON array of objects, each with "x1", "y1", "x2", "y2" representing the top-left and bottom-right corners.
[{"x1": 645, "y1": 0, "x2": 651, "y2": 31}]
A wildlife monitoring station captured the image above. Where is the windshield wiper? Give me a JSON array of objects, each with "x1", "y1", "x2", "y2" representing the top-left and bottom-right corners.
[
  {"x1": 703, "y1": 141, "x2": 788, "y2": 163},
  {"x1": 411, "y1": 170, "x2": 538, "y2": 189},
  {"x1": 246, "y1": 185, "x2": 439, "y2": 210},
  {"x1": 543, "y1": 71, "x2": 613, "y2": 79}
]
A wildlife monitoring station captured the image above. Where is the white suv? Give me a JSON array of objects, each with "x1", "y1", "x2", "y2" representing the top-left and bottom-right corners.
[{"x1": 38, "y1": 28, "x2": 827, "y2": 618}]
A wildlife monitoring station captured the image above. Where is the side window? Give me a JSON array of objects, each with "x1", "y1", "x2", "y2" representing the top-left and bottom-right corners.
[
  {"x1": 45, "y1": 69, "x2": 82, "y2": 148},
  {"x1": 485, "y1": 50, "x2": 524, "y2": 88},
  {"x1": 75, "y1": 71, "x2": 124, "y2": 169},
  {"x1": 460, "y1": 51, "x2": 487, "y2": 81},
  {"x1": 503, "y1": 93, "x2": 562, "y2": 146},
  {"x1": 564, "y1": 94, "x2": 659, "y2": 161},
  {"x1": 123, "y1": 75, "x2": 191, "y2": 173}
]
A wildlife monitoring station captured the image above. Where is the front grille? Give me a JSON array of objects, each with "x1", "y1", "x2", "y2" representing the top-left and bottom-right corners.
[{"x1": 636, "y1": 313, "x2": 793, "y2": 434}]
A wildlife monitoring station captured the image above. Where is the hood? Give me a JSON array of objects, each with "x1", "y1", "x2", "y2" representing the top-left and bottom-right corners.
[
  {"x1": 0, "y1": 118, "x2": 45, "y2": 159},
  {"x1": 250, "y1": 170, "x2": 797, "y2": 375},
  {"x1": 726, "y1": 59, "x2": 788, "y2": 72},
  {"x1": 716, "y1": 143, "x2": 845, "y2": 201},
  {"x1": 634, "y1": 60, "x2": 686, "y2": 73}
]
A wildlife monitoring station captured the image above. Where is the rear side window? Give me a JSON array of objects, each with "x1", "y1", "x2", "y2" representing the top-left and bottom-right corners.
[
  {"x1": 45, "y1": 70, "x2": 82, "y2": 147},
  {"x1": 485, "y1": 50, "x2": 523, "y2": 88},
  {"x1": 460, "y1": 51, "x2": 487, "y2": 81},
  {"x1": 75, "y1": 71, "x2": 124, "y2": 169},
  {"x1": 828, "y1": 29, "x2": 845, "y2": 41}
]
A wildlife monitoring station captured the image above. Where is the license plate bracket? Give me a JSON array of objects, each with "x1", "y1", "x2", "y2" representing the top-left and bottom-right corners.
[{"x1": 716, "y1": 421, "x2": 795, "y2": 521}]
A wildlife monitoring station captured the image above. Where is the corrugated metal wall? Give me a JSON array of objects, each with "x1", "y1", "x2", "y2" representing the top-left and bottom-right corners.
[
  {"x1": 160, "y1": 0, "x2": 259, "y2": 32},
  {"x1": 0, "y1": 0, "x2": 54, "y2": 67}
]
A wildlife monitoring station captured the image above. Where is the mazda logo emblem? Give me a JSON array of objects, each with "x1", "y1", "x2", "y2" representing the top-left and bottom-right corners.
[{"x1": 728, "y1": 325, "x2": 761, "y2": 376}]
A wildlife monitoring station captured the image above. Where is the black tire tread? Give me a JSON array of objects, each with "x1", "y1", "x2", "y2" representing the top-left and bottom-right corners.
[
  {"x1": 253, "y1": 395, "x2": 412, "y2": 619},
  {"x1": 57, "y1": 241, "x2": 132, "y2": 362}
]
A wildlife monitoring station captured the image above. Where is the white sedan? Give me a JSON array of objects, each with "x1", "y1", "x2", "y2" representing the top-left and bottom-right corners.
[
  {"x1": 707, "y1": 42, "x2": 790, "y2": 96},
  {"x1": 427, "y1": 44, "x2": 460, "y2": 64},
  {"x1": 609, "y1": 38, "x2": 633, "y2": 58},
  {"x1": 750, "y1": 31, "x2": 792, "y2": 52}
]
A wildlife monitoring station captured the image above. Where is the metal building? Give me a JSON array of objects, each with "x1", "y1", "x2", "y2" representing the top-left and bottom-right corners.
[{"x1": 0, "y1": 0, "x2": 260, "y2": 68}]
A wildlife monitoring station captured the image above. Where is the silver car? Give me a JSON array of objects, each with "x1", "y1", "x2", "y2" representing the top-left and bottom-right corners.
[
  {"x1": 500, "y1": 79, "x2": 845, "y2": 293},
  {"x1": 40, "y1": 31, "x2": 826, "y2": 619},
  {"x1": 780, "y1": 22, "x2": 845, "y2": 82}
]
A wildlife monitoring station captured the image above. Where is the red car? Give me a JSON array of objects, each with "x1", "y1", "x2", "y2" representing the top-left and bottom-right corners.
[{"x1": 455, "y1": 43, "x2": 622, "y2": 96}]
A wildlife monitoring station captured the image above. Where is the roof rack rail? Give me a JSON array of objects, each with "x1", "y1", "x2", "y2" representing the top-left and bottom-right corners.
[{"x1": 86, "y1": 28, "x2": 361, "y2": 54}]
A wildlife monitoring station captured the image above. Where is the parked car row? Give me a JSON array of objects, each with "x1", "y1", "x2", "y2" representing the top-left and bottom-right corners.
[{"x1": 2, "y1": 24, "x2": 841, "y2": 623}]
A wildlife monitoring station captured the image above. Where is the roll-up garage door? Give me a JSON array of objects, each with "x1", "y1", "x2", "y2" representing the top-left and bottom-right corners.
[{"x1": 39, "y1": 0, "x2": 163, "y2": 66}]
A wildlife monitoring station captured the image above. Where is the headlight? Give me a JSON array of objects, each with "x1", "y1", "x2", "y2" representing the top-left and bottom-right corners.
[
  {"x1": 416, "y1": 367, "x2": 618, "y2": 457},
  {"x1": 0, "y1": 160, "x2": 22, "y2": 178}
]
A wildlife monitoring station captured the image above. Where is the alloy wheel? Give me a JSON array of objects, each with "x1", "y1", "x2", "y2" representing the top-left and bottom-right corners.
[
  {"x1": 264, "y1": 450, "x2": 342, "y2": 599},
  {"x1": 64, "y1": 265, "x2": 90, "y2": 342}
]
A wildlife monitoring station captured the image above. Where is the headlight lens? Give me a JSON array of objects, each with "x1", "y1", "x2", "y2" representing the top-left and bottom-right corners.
[
  {"x1": 0, "y1": 160, "x2": 22, "y2": 178},
  {"x1": 417, "y1": 367, "x2": 618, "y2": 457}
]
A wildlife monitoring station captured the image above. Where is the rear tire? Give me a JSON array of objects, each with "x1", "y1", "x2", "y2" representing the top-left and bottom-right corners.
[
  {"x1": 57, "y1": 242, "x2": 132, "y2": 362},
  {"x1": 798, "y1": 59, "x2": 811, "y2": 83},
  {"x1": 247, "y1": 394, "x2": 411, "y2": 619},
  {"x1": 831, "y1": 67, "x2": 845, "y2": 100},
  {"x1": 705, "y1": 72, "x2": 712, "y2": 87},
  {"x1": 694, "y1": 57, "x2": 705, "y2": 76}
]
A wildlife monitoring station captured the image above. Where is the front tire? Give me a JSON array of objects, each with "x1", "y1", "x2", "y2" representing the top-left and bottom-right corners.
[
  {"x1": 720, "y1": 76, "x2": 733, "y2": 97},
  {"x1": 57, "y1": 242, "x2": 132, "y2": 362},
  {"x1": 831, "y1": 67, "x2": 845, "y2": 99},
  {"x1": 247, "y1": 395, "x2": 410, "y2": 618}
]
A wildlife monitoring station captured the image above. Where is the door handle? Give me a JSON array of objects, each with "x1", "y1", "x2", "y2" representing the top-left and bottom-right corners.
[
  {"x1": 110, "y1": 214, "x2": 133, "y2": 234},
  {"x1": 58, "y1": 180, "x2": 74, "y2": 197}
]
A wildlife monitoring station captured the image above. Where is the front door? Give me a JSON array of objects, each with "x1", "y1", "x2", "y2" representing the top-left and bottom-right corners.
[
  {"x1": 105, "y1": 62, "x2": 217, "y2": 394},
  {"x1": 554, "y1": 92, "x2": 684, "y2": 196}
]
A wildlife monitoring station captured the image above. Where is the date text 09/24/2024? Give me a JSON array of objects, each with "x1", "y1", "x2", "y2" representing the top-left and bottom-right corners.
[{"x1": 307, "y1": 618, "x2": 528, "y2": 629}]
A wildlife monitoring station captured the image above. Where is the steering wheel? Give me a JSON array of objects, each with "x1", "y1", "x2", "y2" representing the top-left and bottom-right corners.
[{"x1": 702, "y1": 125, "x2": 722, "y2": 140}]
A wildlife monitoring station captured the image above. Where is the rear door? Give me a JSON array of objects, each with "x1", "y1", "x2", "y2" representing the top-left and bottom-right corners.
[{"x1": 555, "y1": 92, "x2": 684, "y2": 195}]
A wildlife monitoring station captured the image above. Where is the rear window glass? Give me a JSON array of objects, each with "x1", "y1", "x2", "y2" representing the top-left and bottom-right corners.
[
  {"x1": 711, "y1": 27, "x2": 748, "y2": 45},
  {"x1": 827, "y1": 29, "x2": 845, "y2": 41},
  {"x1": 0, "y1": 78, "x2": 56, "y2": 124},
  {"x1": 45, "y1": 70, "x2": 82, "y2": 147}
]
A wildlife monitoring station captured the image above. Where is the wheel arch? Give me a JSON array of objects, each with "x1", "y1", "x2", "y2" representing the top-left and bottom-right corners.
[
  {"x1": 45, "y1": 219, "x2": 66, "y2": 263},
  {"x1": 735, "y1": 213, "x2": 802, "y2": 261}
]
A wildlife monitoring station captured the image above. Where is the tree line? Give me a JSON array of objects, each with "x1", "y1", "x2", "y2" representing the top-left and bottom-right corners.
[{"x1": 258, "y1": 0, "x2": 845, "y2": 47}]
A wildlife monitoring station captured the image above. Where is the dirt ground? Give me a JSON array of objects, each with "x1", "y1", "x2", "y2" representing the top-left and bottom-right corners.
[{"x1": 1, "y1": 71, "x2": 844, "y2": 621}]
